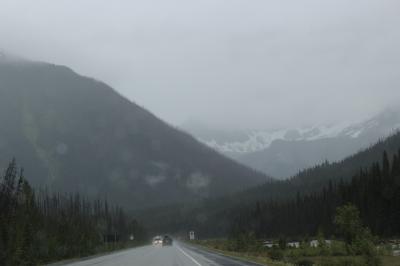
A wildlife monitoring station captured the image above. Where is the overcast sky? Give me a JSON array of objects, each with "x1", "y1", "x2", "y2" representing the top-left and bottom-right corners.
[{"x1": 1, "y1": 0, "x2": 399, "y2": 129}]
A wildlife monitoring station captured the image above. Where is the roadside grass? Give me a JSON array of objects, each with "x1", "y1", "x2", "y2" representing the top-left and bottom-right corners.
[
  {"x1": 190, "y1": 240, "x2": 400, "y2": 266},
  {"x1": 381, "y1": 256, "x2": 400, "y2": 266},
  {"x1": 209, "y1": 249, "x2": 287, "y2": 266}
]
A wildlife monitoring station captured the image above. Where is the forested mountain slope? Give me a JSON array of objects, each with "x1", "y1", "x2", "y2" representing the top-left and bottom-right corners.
[
  {"x1": 139, "y1": 132, "x2": 400, "y2": 237},
  {"x1": 230, "y1": 149, "x2": 400, "y2": 238},
  {"x1": 0, "y1": 56, "x2": 268, "y2": 209},
  {"x1": 243, "y1": 131, "x2": 400, "y2": 202}
]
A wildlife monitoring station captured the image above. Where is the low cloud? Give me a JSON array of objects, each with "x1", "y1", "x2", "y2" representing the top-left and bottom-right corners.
[
  {"x1": 1, "y1": 0, "x2": 399, "y2": 129},
  {"x1": 186, "y1": 172, "x2": 210, "y2": 191},
  {"x1": 144, "y1": 175, "x2": 167, "y2": 187}
]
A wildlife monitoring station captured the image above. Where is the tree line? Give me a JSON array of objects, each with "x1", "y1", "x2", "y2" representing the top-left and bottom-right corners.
[
  {"x1": 231, "y1": 149, "x2": 400, "y2": 239},
  {"x1": 134, "y1": 136, "x2": 400, "y2": 244},
  {"x1": 238, "y1": 132, "x2": 400, "y2": 206},
  {"x1": 0, "y1": 159, "x2": 147, "y2": 266}
]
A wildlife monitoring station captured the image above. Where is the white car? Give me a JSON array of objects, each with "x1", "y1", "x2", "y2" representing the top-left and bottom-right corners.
[{"x1": 152, "y1": 236, "x2": 163, "y2": 246}]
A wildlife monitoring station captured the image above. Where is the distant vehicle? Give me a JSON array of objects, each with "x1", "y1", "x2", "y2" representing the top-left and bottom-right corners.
[
  {"x1": 152, "y1": 236, "x2": 163, "y2": 246},
  {"x1": 162, "y1": 235, "x2": 173, "y2": 246}
]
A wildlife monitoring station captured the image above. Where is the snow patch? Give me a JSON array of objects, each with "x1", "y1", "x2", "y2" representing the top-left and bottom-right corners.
[
  {"x1": 200, "y1": 122, "x2": 355, "y2": 153},
  {"x1": 191, "y1": 110, "x2": 400, "y2": 155}
]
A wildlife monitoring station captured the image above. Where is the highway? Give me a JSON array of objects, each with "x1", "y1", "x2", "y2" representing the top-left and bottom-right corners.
[{"x1": 54, "y1": 242, "x2": 264, "y2": 266}]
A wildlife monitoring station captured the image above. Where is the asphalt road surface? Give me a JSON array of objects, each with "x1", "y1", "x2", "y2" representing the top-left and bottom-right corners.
[{"x1": 55, "y1": 242, "x2": 263, "y2": 266}]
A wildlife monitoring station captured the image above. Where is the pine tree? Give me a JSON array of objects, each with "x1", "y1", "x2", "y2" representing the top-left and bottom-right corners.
[
  {"x1": 382, "y1": 151, "x2": 390, "y2": 178},
  {"x1": 0, "y1": 158, "x2": 147, "y2": 264}
]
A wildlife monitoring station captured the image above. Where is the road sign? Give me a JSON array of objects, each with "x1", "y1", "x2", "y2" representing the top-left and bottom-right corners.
[{"x1": 189, "y1": 231, "x2": 195, "y2": 240}]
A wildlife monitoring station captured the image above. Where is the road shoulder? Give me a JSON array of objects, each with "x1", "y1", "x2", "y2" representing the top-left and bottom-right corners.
[
  {"x1": 180, "y1": 241, "x2": 267, "y2": 266},
  {"x1": 44, "y1": 245, "x2": 148, "y2": 266}
]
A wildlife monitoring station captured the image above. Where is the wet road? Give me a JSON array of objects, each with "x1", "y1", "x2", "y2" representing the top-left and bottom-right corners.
[{"x1": 56, "y1": 242, "x2": 264, "y2": 266}]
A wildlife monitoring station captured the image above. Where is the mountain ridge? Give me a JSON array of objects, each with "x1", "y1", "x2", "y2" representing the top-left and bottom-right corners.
[
  {"x1": 183, "y1": 109, "x2": 400, "y2": 178},
  {"x1": 136, "y1": 131, "x2": 400, "y2": 237},
  {"x1": 0, "y1": 58, "x2": 269, "y2": 209}
]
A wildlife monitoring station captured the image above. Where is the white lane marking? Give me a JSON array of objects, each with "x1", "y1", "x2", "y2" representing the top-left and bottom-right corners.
[{"x1": 177, "y1": 246, "x2": 202, "y2": 266}]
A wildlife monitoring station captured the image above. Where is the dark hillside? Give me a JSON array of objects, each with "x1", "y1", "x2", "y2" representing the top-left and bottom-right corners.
[
  {"x1": 0, "y1": 58, "x2": 268, "y2": 209},
  {"x1": 243, "y1": 131, "x2": 400, "y2": 202},
  {"x1": 137, "y1": 132, "x2": 400, "y2": 237}
]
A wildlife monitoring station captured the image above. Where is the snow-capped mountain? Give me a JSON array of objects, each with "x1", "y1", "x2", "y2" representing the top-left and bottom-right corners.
[
  {"x1": 197, "y1": 122, "x2": 357, "y2": 154},
  {"x1": 182, "y1": 108, "x2": 400, "y2": 179}
]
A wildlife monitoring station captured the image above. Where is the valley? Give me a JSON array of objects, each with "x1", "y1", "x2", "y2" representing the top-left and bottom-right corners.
[{"x1": 1, "y1": 1, "x2": 399, "y2": 264}]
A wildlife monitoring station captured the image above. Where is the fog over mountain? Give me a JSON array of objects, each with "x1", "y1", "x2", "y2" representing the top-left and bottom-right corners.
[
  {"x1": 0, "y1": 56, "x2": 268, "y2": 209},
  {"x1": 1, "y1": 0, "x2": 400, "y2": 130},
  {"x1": 183, "y1": 108, "x2": 400, "y2": 178},
  {"x1": 2, "y1": 2, "x2": 400, "y2": 265}
]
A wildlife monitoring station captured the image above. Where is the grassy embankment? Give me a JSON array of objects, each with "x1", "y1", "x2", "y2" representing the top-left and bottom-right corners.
[{"x1": 191, "y1": 239, "x2": 400, "y2": 266}]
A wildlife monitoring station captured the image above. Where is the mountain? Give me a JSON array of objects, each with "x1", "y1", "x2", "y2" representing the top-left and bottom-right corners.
[
  {"x1": 140, "y1": 131, "x2": 400, "y2": 237},
  {"x1": 0, "y1": 54, "x2": 268, "y2": 209},
  {"x1": 183, "y1": 110, "x2": 400, "y2": 179}
]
